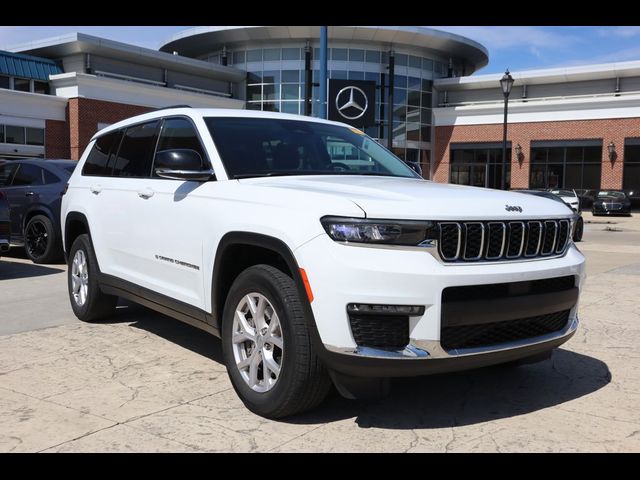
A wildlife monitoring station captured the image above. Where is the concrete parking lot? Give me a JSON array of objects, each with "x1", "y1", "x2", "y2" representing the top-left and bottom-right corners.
[{"x1": 1, "y1": 212, "x2": 639, "y2": 452}]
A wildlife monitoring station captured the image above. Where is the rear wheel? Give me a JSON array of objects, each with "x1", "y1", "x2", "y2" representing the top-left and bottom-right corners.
[
  {"x1": 68, "y1": 234, "x2": 117, "y2": 322},
  {"x1": 221, "y1": 264, "x2": 331, "y2": 418},
  {"x1": 24, "y1": 215, "x2": 62, "y2": 264}
]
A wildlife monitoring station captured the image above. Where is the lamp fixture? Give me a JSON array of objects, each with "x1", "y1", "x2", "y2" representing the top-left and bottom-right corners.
[
  {"x1": 515, "y1": 143, "x2": 523, "y2": 164},
  {"x1": 608, "y1": 141, "x2": 616, "y2": 162}
]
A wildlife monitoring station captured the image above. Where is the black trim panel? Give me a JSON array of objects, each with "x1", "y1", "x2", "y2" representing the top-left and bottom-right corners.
[
  {"x1": 99, "y1": 273, "x2": 218, "y2": 336},
  {"x1": 442, "y1": 288, "x2": 579, "y2": 327}
]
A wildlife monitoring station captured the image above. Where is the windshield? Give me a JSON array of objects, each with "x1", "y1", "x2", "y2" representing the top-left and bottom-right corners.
[
  {"x1": 598, "y1": 191, "x2": 625, "y2": 198},
  {"x1": 205, "y1": 117, "x2": 419, "y2": 179},
  {"x1": 550, "y1": 189, "x2": 575, "y2": 197}
]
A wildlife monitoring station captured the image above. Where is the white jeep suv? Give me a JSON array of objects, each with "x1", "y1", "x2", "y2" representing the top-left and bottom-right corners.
[{"x1": 61, "y1": 107, "x2": 585, "y2": 418}]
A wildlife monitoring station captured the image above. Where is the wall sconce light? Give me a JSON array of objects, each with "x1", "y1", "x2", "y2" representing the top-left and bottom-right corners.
[
  {"x1": 515, "y1": 143, "x2": 523, "y2": 164},
  {"x1": 608, "y1": 142, "x2": 616, "y2": 162}
]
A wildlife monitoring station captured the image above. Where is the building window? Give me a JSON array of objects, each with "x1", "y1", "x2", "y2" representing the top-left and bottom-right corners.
[
  {"x1": 13, "y1": 78, "x2": 30, "y2": 92},
  {"x1": 25, "y1": 127, "x2": 44, "y2": 146},
  {"x1": 623, "y1": 140, "x2": 640, "y2": 190},
  {"x1": 33, "y1": 81, "x2": 49, "y2": 94},
  {"x1": 530, "y1": 143, "x2": 602, "y2": 190},
  {"x1": 0, "y1": 75, "x2": 9, "y2": 89},
  {"x1": 5, "y1": 125, "x2": 26, "y2": 144},
  {"x1": 450, "y1": 145, "x2": 511, "y2": 189}
]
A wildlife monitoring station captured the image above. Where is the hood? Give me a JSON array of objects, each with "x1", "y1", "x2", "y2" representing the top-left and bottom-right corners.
[{"x1": 239, "y1": 176, "x2": 573, "y2": 220}]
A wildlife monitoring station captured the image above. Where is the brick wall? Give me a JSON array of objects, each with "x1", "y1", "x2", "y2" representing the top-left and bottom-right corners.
[
  {"x1": 434, "y1": 117, "x2": 640, "y2": 189},
  {"x1": 67, "y1": 98, "x2": 151, "y2": 160},
  {"x1": 44, "y1": 118, "x2": 69, "y2": 159}
]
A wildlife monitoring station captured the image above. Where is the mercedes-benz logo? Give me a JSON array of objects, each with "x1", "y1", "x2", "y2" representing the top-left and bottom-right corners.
[{"x1": 335, "y1": 86, "x2": 368, "y2": 120}]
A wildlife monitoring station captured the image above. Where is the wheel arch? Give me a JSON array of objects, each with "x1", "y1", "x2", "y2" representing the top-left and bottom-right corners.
[
  {"x1": 64, "y1": 212, "x2": 92, "y2": 258},
  {"x1": 211, "y1": 232, "x2": 310, "y2": 329}
]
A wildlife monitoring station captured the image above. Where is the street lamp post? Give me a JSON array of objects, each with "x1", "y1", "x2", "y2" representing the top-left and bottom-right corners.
[{"x1": 500, "y1": 69, "x2": 514, "y2": 190}]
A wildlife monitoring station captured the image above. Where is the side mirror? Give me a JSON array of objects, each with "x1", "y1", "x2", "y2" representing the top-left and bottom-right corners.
[
  {"x1": 404, "y1": 160, "x2": 422, "y2": 176},
  {"x1": 154, "y1": 149, "x2": 215, "y2": 181}
]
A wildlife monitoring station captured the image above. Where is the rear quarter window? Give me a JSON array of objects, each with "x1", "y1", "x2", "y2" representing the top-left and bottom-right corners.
[{"x1": 82, "y1": 132, "x2": 121, "y2": 176}]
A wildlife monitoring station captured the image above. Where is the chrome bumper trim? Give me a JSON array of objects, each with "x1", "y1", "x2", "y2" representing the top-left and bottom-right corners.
[{"x1": 324, "y1": 316, "x2": 579, "y2": 360}]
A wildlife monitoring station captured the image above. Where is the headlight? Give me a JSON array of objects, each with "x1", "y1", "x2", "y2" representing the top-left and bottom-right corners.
[{"x1": 321, "y1": 216, "x2": 437, "y2": 246}]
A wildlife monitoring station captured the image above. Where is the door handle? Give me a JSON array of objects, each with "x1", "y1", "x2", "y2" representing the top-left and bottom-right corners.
[
  {"x1": 137, "y1": 187, "x2": 154, "y2": 199},
  {"x1": 90, "y1": 185, "x2": 102, "y2": 195},
  {"x1": 25, "y1": 191, "x2": 35, "y2": 197}
]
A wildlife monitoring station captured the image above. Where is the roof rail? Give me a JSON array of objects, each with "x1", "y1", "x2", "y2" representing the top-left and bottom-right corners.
[{"x1": 155, "y1": 104, "x2": 192, "y2": 111}]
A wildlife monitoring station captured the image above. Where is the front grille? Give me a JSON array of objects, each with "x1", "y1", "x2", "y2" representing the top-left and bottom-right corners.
[
  {"x1": 437, "y1": 219, "x2": 571, "y2": 262},
  {"x1": 349, "y1": 314, "x2": 409, "y2": 349},
  {"x1": 441, "y1": 310, "x2": 570, "y2": 350}
]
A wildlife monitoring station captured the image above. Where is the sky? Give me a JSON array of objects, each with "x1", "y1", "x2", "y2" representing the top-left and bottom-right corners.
[{"x1": 2, "y1": 26, "x2": 640, "y2": 74}]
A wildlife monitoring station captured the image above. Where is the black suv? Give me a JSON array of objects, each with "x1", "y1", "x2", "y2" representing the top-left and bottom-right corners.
[{"x1": 0, "y1": 159, "x2": 77, "y2": 263}]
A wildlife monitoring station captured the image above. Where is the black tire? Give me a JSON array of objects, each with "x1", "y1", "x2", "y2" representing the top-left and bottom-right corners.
[
  {"x1": 573, "y1": 216, "x2": 584, "y2": 242},
  {"x1": 221, "y1": 264, "x2": 331, "y2": 418},
  {"x1": 67, "y1": 234, "x2": 117, "y2": 322},
  {"x1": 24, "y1": 215, "x2": 63, "y2": 264}
]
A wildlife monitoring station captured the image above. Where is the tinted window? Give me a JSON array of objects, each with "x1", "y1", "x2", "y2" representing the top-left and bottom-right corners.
[
  {"x1": 112, "y1": 121, "x2": 159, "y2": 178},
  {"x1": 5, "y1": 125, "x2": 25, "y2": 144},
  {"x1": 63, "y1": 165, "x2": 76, "y2": 174},
  {"x1": 43, "y1": 169, "x2": 60, "y2": 184},
  {"x1": 12, "y1": 164, "x2": 43, "y2": 186},
  {"x1": 83, "y1": 131, "x2": 121, "y2": 176},
  {"x1": 26, "y1": 127, "x2": 44, "y2": 146},
  {"x1": 0, "y1": 163, "x2": 18, "y2": 186},
  {"x1": 205, "y1": 117, "x2": 417, "y2": 179}
]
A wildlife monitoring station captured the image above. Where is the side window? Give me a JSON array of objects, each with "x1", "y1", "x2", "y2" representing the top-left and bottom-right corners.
[
  {"x1": 0, "y1": 163, "x2": 18, "y2": 186},
  {"x1": 43, "y1": 169, "x2": 60, "y2": 184},
  {"x1": 112, "y1": 121, "x2": 159, "y2": 178},
  {"x1": 153, "y1": 118, "x2": 205, "y2": 177},
  {"x1": 12, "y1": 164, "x2": 44, "y2": 186},
  {"x1": 82, "y1": 131, "x2": 120, "y2": 176}
]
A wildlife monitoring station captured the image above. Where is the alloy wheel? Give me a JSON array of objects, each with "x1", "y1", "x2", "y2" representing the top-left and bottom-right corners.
[{"x1": 231, "y1": 292, "x2": 284, "y2": 393}]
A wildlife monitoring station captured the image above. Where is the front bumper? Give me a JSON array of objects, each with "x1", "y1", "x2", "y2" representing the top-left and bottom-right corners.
[{"x1": 294, "y1": 234, "x2": 585, "y2": 377}]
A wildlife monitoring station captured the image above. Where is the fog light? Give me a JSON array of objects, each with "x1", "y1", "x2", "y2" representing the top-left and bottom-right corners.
[{"x1": 347, "y1": 303, "x2": 425, "y2": 316}]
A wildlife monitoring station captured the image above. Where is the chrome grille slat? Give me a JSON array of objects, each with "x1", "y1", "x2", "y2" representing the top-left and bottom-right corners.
[
  {"x1": 438, "y1": 223, "x2": 462, "y2": 261},
  {"x1": 485, "y1": 222, "x2": 506, "y2": 260},
  {"x1": 437, "y1": 219, "x2": 570, "y2": 263},
  {"x1": 463, "y1": 222, "x2": 484, "y2": 260},
  {"x1": 506, "y1": 222, "x2": 526, "y2": 258}
]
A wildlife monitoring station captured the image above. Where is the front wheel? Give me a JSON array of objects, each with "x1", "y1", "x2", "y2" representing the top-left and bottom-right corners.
[{"x1": 221, "y1": 264, "x2": 331, "y2": 418}]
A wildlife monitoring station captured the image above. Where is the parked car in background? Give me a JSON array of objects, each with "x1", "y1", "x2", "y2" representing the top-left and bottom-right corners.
[
  {"x1": 514, "y1": 189, "x2": 583, "y2": 242},
  {"x1": 592, "y1": 190, "x2": 632, "y2": 216},
  {"x1": 575, "y1": 189, "x2": 597, "y2": 210},
  {"x1": 0, "y1": 191, "x2": 9, "y2": 258},
  {"x1": 0, "y1": 159, "x2": 77, "y2": 263},
  {"x1": 623, "y1": 189, "x2": 640, "y2": 211},
  {"x1": 547, "y1": 188, "x2": 580, "y2": 212}
]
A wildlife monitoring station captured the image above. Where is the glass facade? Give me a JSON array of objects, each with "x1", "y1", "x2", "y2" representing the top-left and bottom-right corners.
[
  {"x1": 530, "y1": 144, "x2": 602, "y2": 190},
  {"x1": 450, "y1": 145, "x2": 511, "y2": 189},
  {"x1": 203, "y1": 45, "x2": 448, "y2": 178},
  {"x1": 623, "y1": 141, "x2": 640, "y2": 190}
]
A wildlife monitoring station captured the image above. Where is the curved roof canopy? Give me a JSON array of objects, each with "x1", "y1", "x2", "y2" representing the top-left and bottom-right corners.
[{"x1": 160, "y1": 26, "x2": 489, "y2": 74}]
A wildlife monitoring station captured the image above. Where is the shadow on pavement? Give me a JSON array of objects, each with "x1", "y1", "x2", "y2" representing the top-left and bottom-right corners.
[
  {"x1": 105, "y1": 301, "x2": 224, "y2": 363},
  {"x1": 100, "y1": 302, "x2": 611, "y2": 429},
  {"x1": 291, "y1": 349, "x2": 610, "y2": 428},
  {"x1": 0, "y1": 259, "x2": 64, "y2": 280}
]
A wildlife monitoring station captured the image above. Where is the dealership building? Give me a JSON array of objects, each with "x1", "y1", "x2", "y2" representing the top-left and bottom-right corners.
[{"x1": 1, "y1": 25, "x2": 639, "y2": 193}]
